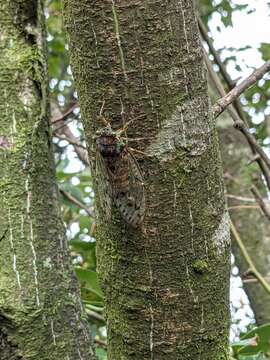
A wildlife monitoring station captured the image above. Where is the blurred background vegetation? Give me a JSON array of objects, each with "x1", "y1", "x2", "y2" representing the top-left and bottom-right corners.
[{"x1": 46, "y1": 1, "x2": 270, "y2": 358}]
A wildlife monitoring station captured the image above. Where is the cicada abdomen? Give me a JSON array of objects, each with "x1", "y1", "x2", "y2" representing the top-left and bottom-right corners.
[{"x1": 95, "y1": 122, "x2": 145, "y2": 227}]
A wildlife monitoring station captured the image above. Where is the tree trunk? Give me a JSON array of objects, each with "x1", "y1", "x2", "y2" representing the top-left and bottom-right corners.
[
  {"x1": 64, "y1": 1, "x2": 231, "y2": 359},
  {"x1": 207, "y1": 60, "x2": 270, "y2": 325},
  {"x1": 0, "y1": 1, "x2": 95, "y2": 359},
  {"x1": 218, "y1": 120, "x2": 270, "y2": 325}
]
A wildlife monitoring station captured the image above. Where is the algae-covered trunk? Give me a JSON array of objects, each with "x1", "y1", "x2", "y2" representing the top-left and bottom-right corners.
[
  {"x1": 0, "y1": 1, "x2": 95, "y2": 358},
  {"x1": 64, "y1": 1, "x2": 231, "y2": 358}
]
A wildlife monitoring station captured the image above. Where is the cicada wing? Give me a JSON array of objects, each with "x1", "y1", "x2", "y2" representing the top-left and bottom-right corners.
[
  {"x1": 95, "y1": 151, "x2": 112, "y2": 221},
  {"x1": 114, "y1": 151, "x2": 145, "y2": 227}
]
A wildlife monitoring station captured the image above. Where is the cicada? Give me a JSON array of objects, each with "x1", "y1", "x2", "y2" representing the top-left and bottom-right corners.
[{"x1": 95, "y1": 117, "x2": 145, "y2": 228}]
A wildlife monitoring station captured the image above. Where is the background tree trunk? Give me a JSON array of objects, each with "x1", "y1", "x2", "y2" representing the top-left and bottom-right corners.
[
  {"x1": 218, "y1": 118, "x2": 270, "y2": 325},
  {"x1": 64, "y1": 1, "x2": 231, "y2": 359},
  {"x1": 207, "y1": 65, "x2": 270, "y2": 325},
  {"x1": 0, "y1": 1, "x2": 95, "y2": 358}
]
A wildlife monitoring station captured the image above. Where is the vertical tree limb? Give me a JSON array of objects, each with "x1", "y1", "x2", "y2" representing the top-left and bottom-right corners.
[
  {"x1": 64, "y1": 1, "x2": 231, "y2": 359},
  {"x1": 0, "y1": 1, "x2": 95, "y2": 358}
]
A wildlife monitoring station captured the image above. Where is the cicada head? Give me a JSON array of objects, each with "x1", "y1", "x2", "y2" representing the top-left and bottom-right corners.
[
  {"x1": 96, "y1": 125, "x2": 126, "y2": 157},
  {"x1": 95, "y1": 121, "x2": 113, "y2": 137}
]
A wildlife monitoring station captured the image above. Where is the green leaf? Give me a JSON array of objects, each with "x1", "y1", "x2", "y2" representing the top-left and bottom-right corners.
[
  {"x1": 238, "y1": 354, "x2": 268, "y2": 360},
  {"x1": 79, "y1": 215, "x2": 91, "y2": 229},
  {"x1": 96, "y1": 347, "x2": 107, "y2": 360},
  {"x1": 232, "y1": 324, "x2": 270, "y2": 356},
  {"x1": 75, "y1": 268, "x2": 103, "y2": 300},
  {"x1": 85, "y1": 303, "x2": 104, "y2": 313},
  {"x1": 70, "y1": 239, "x2": 96, "y2": 251},
  {"x1": 259, "y1": 43, "x2": 270, "y2": 62}
]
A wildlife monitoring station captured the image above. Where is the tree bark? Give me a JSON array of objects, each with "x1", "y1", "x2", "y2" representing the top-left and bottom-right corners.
[
  {"x1": 0, "y1": 1, "x2": 95, "y2": 359},
  {"x1": 64, "y1": 1, "x2": 231, "y2": 359}
]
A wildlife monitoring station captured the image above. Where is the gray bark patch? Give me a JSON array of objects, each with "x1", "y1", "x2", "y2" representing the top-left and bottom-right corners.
[
  {"x1": 212, "y1": 212, "x2": 231, "y2": 255},
  {"x1": 146, "y1": 97, "x2": 211, "y2": 162}
]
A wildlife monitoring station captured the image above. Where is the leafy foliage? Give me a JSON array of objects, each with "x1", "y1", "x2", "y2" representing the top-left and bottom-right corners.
[{"x1": 200, "y1": 0, "x2": 249, "y2": 27}]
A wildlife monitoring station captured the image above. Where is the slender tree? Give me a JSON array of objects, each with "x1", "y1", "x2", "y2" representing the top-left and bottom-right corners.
[
  {"x1": 0, "y1": 1, "x2": 95, "y2": 358},
  {"x1": 206, "y1": 49, "x2": 270, "y2": 325},
  {"x1": 219, "y1": 123, "x2": 270, "y2": 325},
  {"x1": 64, "y1": 1, "x2": 231, "y2": 359}
]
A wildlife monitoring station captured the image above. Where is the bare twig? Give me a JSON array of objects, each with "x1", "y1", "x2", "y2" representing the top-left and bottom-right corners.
[
  {"x1": 53, "y1": 114, "x2": 80, "y2": 132},
  {"x1": 198, "y1": 17, "x2": 246, "y2": 121},
  {"x1": 56, "y1": 134, "x2": 87, "y2": 150},
  {"x1": 198, "y1": 17, "x2": 234, "y2": 89},
  {"x1": 250, "y1": 185, "x2": 270, "y2": 221},
  {"x1": 204, "y1": 52, "x2": 270, "y2": 189},
  {"x1": 86, "y1": 309, "x2": 105, "y2": 322},
  {"x1": 51, "y1": 102, "x2": 78, "y2": 124},
  {"x1": 55, "y1": 124, "x2": 89, "y2": 166},
  {"x1": 228, "y1": 205, "x2": 259, "y2": 210},
  {"x1": 234, "y1": 120, "x2": 270, "y2": 172},
  {"x1": 247, "y1": 154, "x2": 260, "y2": 166},
  {"x1": 213, "y1": 60, "x2": 270, "y2": 118},
  {"x1": 226, "y1": 194, "x2": 255, "y2": 203},
  {"x1": 243, "y1": 276, "x2": 270, "y2": 284},
  {"x1": 51, "y1": 103, "x2": 89, "y2": 166},
  {"x1": 60, "y1": 188, "x2": 94, "y2": 217},
  {"x1": 94, "y1": 338, "x2": 107, "y2": 348},
  {"x1": 230, "y1": 219, "x2": 270, "y2": 295}
]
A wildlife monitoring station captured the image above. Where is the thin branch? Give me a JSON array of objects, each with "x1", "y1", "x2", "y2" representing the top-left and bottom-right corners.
[
  {"x1": 60, "y1": 189, "x2": 94, "y2": 217},
  {"x1": 213, "y1": 60, "x2": 270, "y2": 118},
  {"x1": 234, "y1": 120, "x2": 270, "y2": 172},
  {"x1": 198, "y1": 17, "x2": 234, "y2": 89},
  {"x1": 55, "y1": 134, "x2": 87, "y2": 150},
  {"x1": 228, "y1": 205, "x2": 259, "y2": 210},
  {"x1": 247, "y1": 154, "x2": 260, "y2": 166},
  {"x1": 53, "y1": 114, "x2": 80, "y2": 132},
  {"x1": 51, "y1": 102, "x2": 78, "y2": 124},
  {"x1": 198, "y1": 16, "x2": 246, "y2": 121},
  {"x1": 204, "y1": 51, "x2": 245, "y2": 125},
  {"x1": 94, "y1": 338, "x2": 107, "y2": 348},
  {"x1": 51, "y1": 104, "x2": 89, "y2": 166},
  {"x1": 243, "y1": 276, "x2": 270, "y2": 284},
  {"x1": 86, "y1": 309, "x2": 105, "y2": 322},
  {"x1": 226, "y1": 194, "x2": 255, "y2": 203},
  {"x1": 55, "y1": 126, "x2": 89, "y2": 166},
  {"x1": 250, "y1": 185, "x2": 270, "y2": 221},
  {"x1": 204, "y1": 52, "x2": 270, "y2": 190},
  {"x1": 230, "y1": 219, "x2": 270, "y2": 296}
]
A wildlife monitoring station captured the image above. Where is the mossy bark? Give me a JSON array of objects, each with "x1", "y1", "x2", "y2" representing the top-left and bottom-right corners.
[
  {"x1": 0, "y1": 1, "x2": 95, "y2": 359},
  {"x1": 64, "y1": 1, "x2": 231, "y2": 359},
  {"x1": 218, "y1": 117, "x2": 270, "y2": 325}
]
